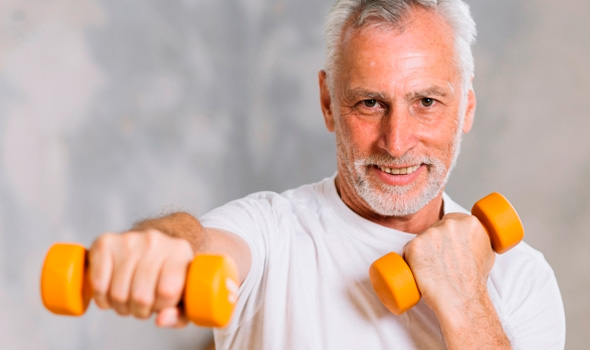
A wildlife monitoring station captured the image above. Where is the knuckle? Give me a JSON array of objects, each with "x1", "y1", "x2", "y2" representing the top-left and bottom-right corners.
[
  {"x1": 114, "y1": 307, "x2": 130, "y2": 317},
  {"x1": 440, "y1": 217, "x2": 457, "y2": 230},
  {"x1": 157, "y1": 277, "x2": 183, "y2": 303},
  {"x1": 121, "y1": 232, "x2": 140, "y2": 251},
  {"x1": 130, "y1": 306, "x2": 152, "y2": 320},
  {"x1": 92, "y1": 291, "x2": 111, "y2": 309},
  {"x1": 144, "y1": 228, "x2": 163, "y2": 238},
  {"x1": 134, "y1": 311, "x2": 151, "y2": 320},
  {"x1": 88, "y1": 267, "x2": 110, "y2": 297},
  {"x1": 109, "y1": 289, "x2": 129, "y2": 306},
  {"x1": 131, "y1": 290, "x2": 154, "y2": 311},
  {"x1": 91, "y1": 232, "x2": 116, "y2": 251},
  {"x1": 156, "y1": 286, "x2": 176, "y2": 303},
  {"x1": 90, "y1": 277, "x2": 108, "y2": 296},
  {"x1": 412, "y1": 232, "x2": 430, "y2": 248},
  {"x1": 144, "y1": 229, "x2": 164, "y2": 249},
  {"x1": 465, "y1": 216, "x2": 485, "y2": 238},
  {"x1": 94, "y1": 301, "x2": 111, "y2": 310},
  {"x1": 466, "y1": 214, "x2": 480, "y2": 227},
  {"x1": 442, "y1": 213, "x2": 467, "y2": 227},
  {"x1": 404, "y1": 239, "x2": 421, "y2": 259}
]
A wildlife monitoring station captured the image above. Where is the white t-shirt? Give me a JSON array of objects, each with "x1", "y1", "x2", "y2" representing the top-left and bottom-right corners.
[{"x1": 200, "y1": 176, "x2": 566, "y2": 349}]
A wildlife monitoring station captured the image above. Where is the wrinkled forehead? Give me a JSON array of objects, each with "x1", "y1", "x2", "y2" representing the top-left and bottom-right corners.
[
  {"x1": 335, "y1": 8, "x2": 462, "y2": 88},
  {"x1": 336, "y1": 21, "x2": 462, "y2": 98}
]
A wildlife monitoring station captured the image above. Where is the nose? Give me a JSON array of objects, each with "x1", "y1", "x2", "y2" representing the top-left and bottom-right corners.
[{"x1": 378, "y1": 106, "x2": 418, "y2": 158}]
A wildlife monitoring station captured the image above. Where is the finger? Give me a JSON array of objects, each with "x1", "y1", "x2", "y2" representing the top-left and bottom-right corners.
[
  {"x1": 129, "y1": 254, "x2": 164, "y2": 319},
  {"x1": 152, "y1": 256, "x2": 191, "y2": 312},
  {"x1": 108, "y1": 250, "x2": 140, "y2": 316},
  {"x1": 155, "y1": 307, "x2": 189, "y2": 328},
  {"x1": 88, "y1": 234, "x2": 115, "y2": 310}
]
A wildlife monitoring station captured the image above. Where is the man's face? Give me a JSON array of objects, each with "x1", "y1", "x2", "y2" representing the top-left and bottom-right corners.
[{"x1": 320, "y1": 8, "x2": 475, "y2": 220}]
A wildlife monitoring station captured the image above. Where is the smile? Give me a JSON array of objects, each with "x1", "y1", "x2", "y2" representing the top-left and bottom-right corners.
[{"x1": 377, "y1": 165, "x2": 420, "y2": 175}]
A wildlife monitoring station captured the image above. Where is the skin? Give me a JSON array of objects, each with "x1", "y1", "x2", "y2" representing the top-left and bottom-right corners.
[
  {"x1": 88, "y1": 214, "x2": 250, "y2": 327},
  {"x1": 88, "y1": 6, "x2": 510, "y2": 349}
]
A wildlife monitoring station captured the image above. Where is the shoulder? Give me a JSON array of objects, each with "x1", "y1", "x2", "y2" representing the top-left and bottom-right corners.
[
  {"x1": 234, "y1": 176, "x2": 333, "y2": 213},
  {"x1": 490, "y1": 240, "x2": 563, "y2": 322},
  {"x1": 491, "y1": 242, "x2": 565, "y2": 347},
  {"x1": 492, "y1": 241, "x2": 555, "y2": 283},
  {"x1": 278, "y1": 176, "x2": 333, "y2": 209},
  {"x1": 200, "y1": 176, "x2": 334, "y2": 224}
]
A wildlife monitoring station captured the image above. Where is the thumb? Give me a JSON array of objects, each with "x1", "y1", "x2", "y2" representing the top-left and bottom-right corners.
[{"x1": 155, "y1": 306, "x2": 189, "y2": 328}]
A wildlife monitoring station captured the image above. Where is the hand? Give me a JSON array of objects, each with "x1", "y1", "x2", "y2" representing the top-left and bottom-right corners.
[
  {"x1": 88, "y1": 229, "x2": 195, "y2": 327},
  {"x1": 403, "y1": 213, "x2": 495, "y2": 317}
]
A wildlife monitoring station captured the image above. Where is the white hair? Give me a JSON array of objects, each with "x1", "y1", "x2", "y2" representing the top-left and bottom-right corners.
[{"x1": 324, "y1": 0, "x2": 477, "y2": 93}]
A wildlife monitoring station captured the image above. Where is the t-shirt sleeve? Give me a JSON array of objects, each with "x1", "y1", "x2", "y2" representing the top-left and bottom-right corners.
[
  {"x1": 493, "y1": 245, "x2": 566, "y2": 349},
  {"x1": 198, "y1": 192, "x2": 279, "y2": 328}
]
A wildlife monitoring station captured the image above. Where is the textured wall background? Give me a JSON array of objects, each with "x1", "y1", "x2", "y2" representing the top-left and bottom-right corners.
[{"x1": 0, "y1": 0, "x2": 587, "y2": 349}]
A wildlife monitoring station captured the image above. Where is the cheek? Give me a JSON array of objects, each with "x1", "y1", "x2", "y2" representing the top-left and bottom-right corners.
[
  {"x1": 417, "y1": 116, "x2": 461, "y2": 157},
  {"x1": 335, "y1": 125, "x2": 358, "y2": 164},
  {"x1": 433, "y1": 122, "x2": 461, "y2": 162},
  {"x1": 337, "y1": 115, "x2": 380, "y2": 150}
]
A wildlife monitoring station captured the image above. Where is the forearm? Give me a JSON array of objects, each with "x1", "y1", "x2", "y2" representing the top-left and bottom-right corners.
[
  {"x1": 132, "y1": 211, "x2": 251, "y2": 283},
  {"x1": 132, "y1": 211, "x2": 206, "y2": 254},
  {"x1": 436, "y1": 290, "x2": 511, "y2": 350},
  {"x1": 404, "y1": 213, "x2": 512, "y2": 348}
]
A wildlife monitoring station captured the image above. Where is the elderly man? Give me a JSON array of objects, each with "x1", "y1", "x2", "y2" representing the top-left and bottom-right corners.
[{"x1": 88, "y1": 0, "x2": 566, "y2": 349}]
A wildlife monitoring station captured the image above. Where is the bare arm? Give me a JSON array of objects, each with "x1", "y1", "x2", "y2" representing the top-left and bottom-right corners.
[
  {"x1": 88, "y1": 211, "x2": 251, "y2": 328},
  {"x1": 131, "y1": 212, "x2": 207, "y2": 254},
  {"x1": 132, "y1": 212, "x2": 251, "y2": 281},
  {"x1": 404, "y1": 213, "x2": 511, "y2": 349}
]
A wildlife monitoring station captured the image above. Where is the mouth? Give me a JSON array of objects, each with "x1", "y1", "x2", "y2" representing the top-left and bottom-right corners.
[{"x1": 376, "y1": 164, "x2": 421, "y2": 175}]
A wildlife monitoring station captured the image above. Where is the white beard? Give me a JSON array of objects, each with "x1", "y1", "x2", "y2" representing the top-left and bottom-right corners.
[{"x1": 351, "y1": 133, "x2": 461, "y2": 217}]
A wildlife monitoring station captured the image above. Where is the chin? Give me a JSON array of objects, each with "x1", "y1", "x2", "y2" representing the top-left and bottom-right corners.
[{"x1": 357, "y1": 179, "x2": 444, "y2": 217}]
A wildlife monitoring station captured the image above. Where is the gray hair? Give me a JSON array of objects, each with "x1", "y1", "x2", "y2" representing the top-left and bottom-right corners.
[{"x1": 324, "y1": 0, "x2": 477, "y2": 93}]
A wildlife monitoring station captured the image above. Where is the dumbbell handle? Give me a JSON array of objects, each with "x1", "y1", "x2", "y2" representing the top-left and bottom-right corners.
[
  {"x1": 369, "y1": 192, "x2": 524, "y2": 315},
  {"x1": 40, "y1": 243, "x2": 239, "y2": 327}
]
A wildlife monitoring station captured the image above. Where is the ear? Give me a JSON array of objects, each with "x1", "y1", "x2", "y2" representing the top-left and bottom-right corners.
[
  {"x1": 461, "y1": 84, "x2": 476, "y2": 133},
  {"x1": 319, "y1": 70, "x2": 335, "y2": 132}
]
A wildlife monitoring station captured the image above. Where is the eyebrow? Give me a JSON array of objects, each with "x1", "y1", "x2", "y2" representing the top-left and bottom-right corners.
[
  {"x1": 404, "y1": 85, "x2": 453, "y2": 101},
  {"x1": 342, "y1": 84, "x2": 454, "y2": 103},
  {"x1": 343, "y1": 87, "x2": 390, "y2": 102}
]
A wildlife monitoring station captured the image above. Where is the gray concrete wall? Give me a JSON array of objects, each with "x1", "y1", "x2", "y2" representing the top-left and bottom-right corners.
[{"x1": 0, "y1": 0, "x2": 587, "y2": 349}]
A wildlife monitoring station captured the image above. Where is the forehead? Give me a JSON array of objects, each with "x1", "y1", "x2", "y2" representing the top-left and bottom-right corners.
[{"x1": 337, "y1": 8, "x2": 459, "y2": 90}]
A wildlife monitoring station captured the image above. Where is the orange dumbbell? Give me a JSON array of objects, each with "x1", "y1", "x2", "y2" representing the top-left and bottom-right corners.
[
  {"x1": 369, "y1": 192, "x2": 524, "y2": 315},
  {"x1": 40, "y1": 243, "x2": 239, "y2": 327}
]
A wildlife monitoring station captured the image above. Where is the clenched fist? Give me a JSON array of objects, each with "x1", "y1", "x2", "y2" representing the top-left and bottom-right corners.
[{"x1": 89, "y1": 229, "x2": 194, "y2": 327}]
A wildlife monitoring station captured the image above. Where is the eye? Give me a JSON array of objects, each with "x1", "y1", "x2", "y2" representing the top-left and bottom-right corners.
[
  {"x1": 420, "y1": 98, "x2": 435, "y2": 107},
  {"x1": 363, "y1": 99, "x2": 378, "y2": 108}
]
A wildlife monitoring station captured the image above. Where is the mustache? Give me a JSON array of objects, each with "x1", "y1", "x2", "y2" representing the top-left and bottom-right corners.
[{"x1": 354, "y1": 153, "x2": 438, "y2": 167}]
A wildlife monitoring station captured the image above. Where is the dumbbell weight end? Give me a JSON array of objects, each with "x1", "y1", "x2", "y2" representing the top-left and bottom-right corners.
[
  {"x1": 369, "y1": 252, "x2": 420, "y2": 315},
  {"x1": 40, "y1": 243, "x2": 92, "y2": 316}
]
